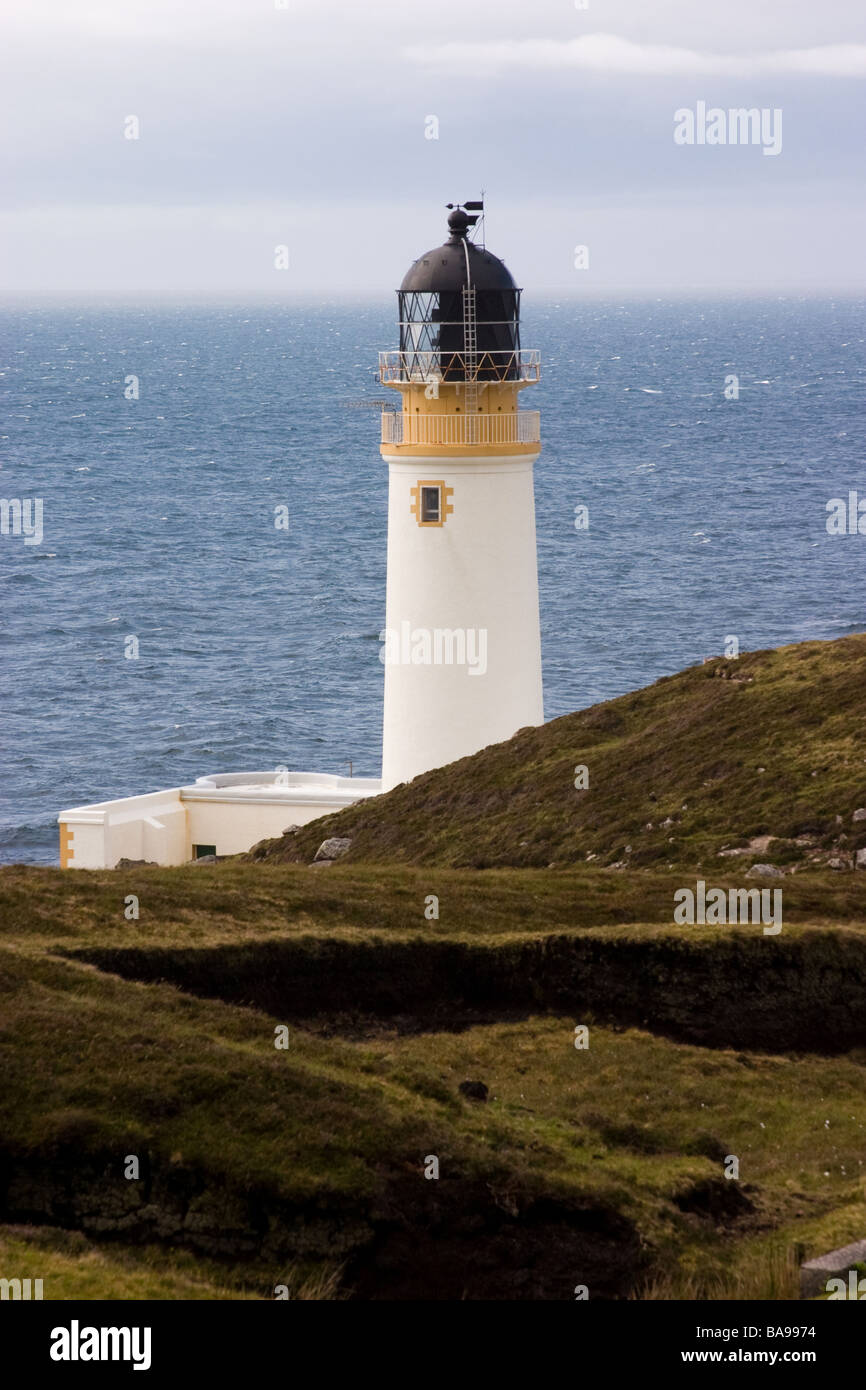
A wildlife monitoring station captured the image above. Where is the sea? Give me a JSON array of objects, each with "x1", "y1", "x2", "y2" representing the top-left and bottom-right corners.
[{"x1": 1, "y1": 297, "x2": 864, "y2": 865}]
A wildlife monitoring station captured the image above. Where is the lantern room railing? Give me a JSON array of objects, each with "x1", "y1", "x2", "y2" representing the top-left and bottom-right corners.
[
  {"x1": 381, "y1": 410, "x2": 540, "y2": 447},
  {"x1": 379, "y1": 349, "x2": 540, "y2": 386}
]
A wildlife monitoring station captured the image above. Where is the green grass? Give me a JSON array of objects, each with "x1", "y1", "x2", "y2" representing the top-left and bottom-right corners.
[
  {"x1": 0, "y1": 1225, "x2": 342, "y2": 1300},
  {"x1": 2, "y1": 878, "x2": 865, "y2": 1297},
  {"x1": 2, "y1": 861, "x2": 865, "y2": 952},
  {"x1": 3, "y1": 856, "x2": 865, "y2": 1052}
]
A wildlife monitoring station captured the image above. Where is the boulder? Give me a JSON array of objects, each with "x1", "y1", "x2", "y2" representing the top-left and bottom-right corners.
[
  {"x1": 856, "y1": 849, "x2": 866, "y2": 870},
  {"x1": 746, "y1": 863, "x2": 784, "y2": 878},
  {"x1": 852, "y1": 808, "x2": 866, "y2": 823},
  {"x1": 313, "y1": 837, "x2": 352, "y2": 863},
  {"x1": 800, "y1": 1238, "x2": 866, "y2": 1299}
]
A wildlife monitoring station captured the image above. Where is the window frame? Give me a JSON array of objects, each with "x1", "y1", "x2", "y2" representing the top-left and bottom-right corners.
[{"x1": 420, "y1": 485, "x2": 442, "y2": 525}]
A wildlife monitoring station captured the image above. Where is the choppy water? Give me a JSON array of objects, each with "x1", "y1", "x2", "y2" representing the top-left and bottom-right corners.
[{"x1": 1, "y1": 298, "x2": 864, "y2": 863}]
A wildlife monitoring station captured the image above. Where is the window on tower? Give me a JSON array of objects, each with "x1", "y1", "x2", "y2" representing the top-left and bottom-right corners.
[
  {"x1": 411, "y1": 479, "x2": 453, "y2": 527},
  {"x1": 420, "y1": 486, "x2": 441, "y2": 524}
]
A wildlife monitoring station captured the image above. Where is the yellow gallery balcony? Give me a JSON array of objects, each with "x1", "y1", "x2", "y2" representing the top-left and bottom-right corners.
[{"x1": 381, "y1": 410, "x2": 540, "y2": 448}]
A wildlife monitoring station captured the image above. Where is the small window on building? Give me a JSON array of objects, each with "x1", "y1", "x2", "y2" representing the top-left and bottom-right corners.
[
  {"x1": 420, "y1": 486, "x2": 441, "y2": 524},
  {"x1": 193, "y1": 844, "x2": 216, "y2": 859},
  {"x1": 412, "y1": 478, "x2": 452, "y2": 527}
]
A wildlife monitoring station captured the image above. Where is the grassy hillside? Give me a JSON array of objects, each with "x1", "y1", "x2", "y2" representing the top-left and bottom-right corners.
[
  {"x1": 2, "y1": 904, "x2": 865, "y2": 1301},
  {"x1": 2, "y1": 635, "x2": 865, "y2": 1299},
  {"x1": 246, "y1": 635, "x2": 866, "y2": 871},
  {"x1": 2, "y1": 856, "x2": 866, "y2": 1298}
]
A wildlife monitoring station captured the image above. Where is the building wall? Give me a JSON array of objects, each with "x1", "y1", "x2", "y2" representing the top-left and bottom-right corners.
[
  {"x1": 380, "y1": 450, "x2": 544, "y2": 789},
  {"x1": 183, "y1": 796, "x2": 342, "y2": 857},
  {"x1": 59, "y1": 783, "x2": 376, "y2": 868},
  {"x1": 59, "y1": 789, "x2": 189, "y2": 870}
]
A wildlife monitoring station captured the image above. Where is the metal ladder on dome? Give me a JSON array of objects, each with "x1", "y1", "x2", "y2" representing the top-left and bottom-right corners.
[{"x1": 462, "y1": 283, "x2": 478, "y2": 443}]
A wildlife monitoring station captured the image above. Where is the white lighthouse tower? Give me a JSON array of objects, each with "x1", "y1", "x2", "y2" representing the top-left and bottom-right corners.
[{"x1": 379, "y1": 202, "x2": 544, "y2": 790}]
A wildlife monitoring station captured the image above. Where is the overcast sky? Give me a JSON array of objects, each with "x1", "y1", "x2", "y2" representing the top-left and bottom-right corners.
[{"x1": 1, "y1": 0, "x2": 865, "y2": 297}]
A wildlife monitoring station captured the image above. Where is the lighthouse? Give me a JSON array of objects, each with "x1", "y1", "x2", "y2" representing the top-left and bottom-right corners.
[
  {"x1": 57, "y1": 201, "x2": 543, "y2": 867},
  {"x1": 379, "y1": 202, "x2": 544, "y2": 790}
]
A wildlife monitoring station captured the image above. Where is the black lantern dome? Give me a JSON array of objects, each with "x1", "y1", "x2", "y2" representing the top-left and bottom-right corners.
[{"x1": 397, "y1": 203, "x2": 522, "y2": 382}]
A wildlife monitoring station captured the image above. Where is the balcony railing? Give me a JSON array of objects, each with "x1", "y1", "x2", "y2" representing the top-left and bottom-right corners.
[
  {"x1": 378, "y1": 348, "x2": 540, "y2": 385},
  {"x1": 381, "y1": 411, "x2": 540, "y2": 447}
]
